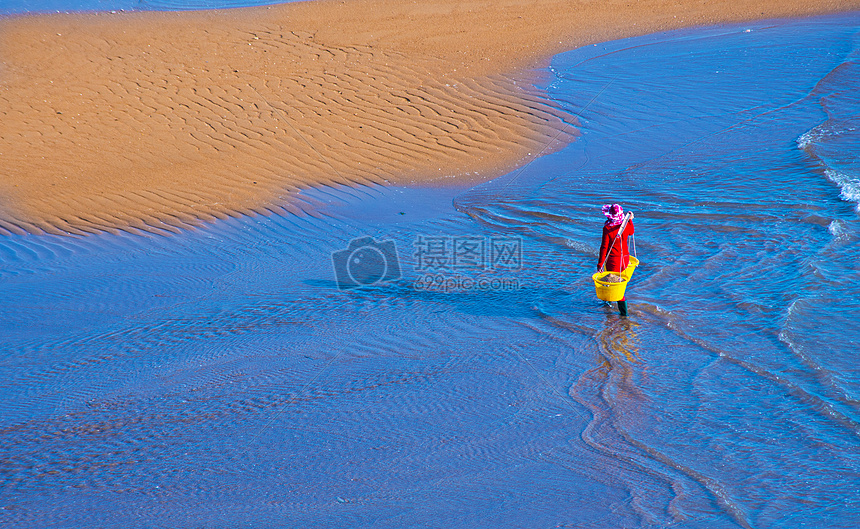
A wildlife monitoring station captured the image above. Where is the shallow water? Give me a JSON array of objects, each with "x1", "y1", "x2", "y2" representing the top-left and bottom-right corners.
[{"x1": 2, "y1": 12, "x2": 859, "y2": 529}]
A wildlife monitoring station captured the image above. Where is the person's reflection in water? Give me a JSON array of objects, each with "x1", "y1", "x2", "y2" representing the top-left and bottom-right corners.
[
  {"x1": 572, "y1": 315, "x2": 642, "y2": 409},
  {"x1": 568, "y1": 314, "x2": 645, "y2": 487},
  {"x1": 569, "y1": 315, "x2": 643, "y2": 458},
  {"x1": 595, "y1": 316, "x2": 641, "y2": 375}
]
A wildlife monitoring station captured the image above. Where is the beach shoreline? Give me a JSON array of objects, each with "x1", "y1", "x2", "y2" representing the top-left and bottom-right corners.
[{"x1": 2, "y1": 0, "x2": 858, "y2": 235}]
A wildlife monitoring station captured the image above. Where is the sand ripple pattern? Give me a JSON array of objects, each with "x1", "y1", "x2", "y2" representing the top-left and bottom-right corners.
[{"x1": 0, "y1": 11, "x2": 573, "y2": 235}]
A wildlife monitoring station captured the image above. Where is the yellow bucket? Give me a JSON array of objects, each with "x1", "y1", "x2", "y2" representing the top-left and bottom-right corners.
[{"x1": 592, "y1": 257, "x2": 640, "y2": 302}]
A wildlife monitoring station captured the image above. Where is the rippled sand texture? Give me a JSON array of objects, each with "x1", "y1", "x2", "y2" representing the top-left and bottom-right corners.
[{"x1": 2, "y1": 0, "x2": 858, "y2": 235}]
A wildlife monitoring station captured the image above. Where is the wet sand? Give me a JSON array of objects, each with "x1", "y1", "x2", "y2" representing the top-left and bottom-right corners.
[{"x1": 1, "y1": 0, "x2": 858, "y2": 235}]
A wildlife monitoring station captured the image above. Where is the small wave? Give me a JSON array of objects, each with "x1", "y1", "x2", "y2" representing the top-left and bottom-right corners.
[
  {"x1": 828, "y1": 219, "x2": 850, "y2": 238},
  {"x1": 825, "y1": 168, "x2": 860, "y2": 212},
  {"x1": 799, "y1": 51, "x2": 860, "y2": 213},
  {"x1": 796, "y1": 126, "x2": 824, "y2": 152},
  {"x1": 797, "y1": 122, "x2": 860, "y2": 212},
  {"x1": 797, "y1": 122, "x2": 858, "y2": 151},
  {"x1": 564, "y1": 239, "x2": 596, "y2": 255}
]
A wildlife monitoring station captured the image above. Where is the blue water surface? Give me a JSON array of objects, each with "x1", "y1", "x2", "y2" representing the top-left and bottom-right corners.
[{"x1": 1, "y1": 11, "x2": 859, "y2": 529}]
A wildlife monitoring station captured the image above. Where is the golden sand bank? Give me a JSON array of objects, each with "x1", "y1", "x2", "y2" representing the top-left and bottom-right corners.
[{"x1": 1, "y1": 0, "x2": 858, "y2": 234}]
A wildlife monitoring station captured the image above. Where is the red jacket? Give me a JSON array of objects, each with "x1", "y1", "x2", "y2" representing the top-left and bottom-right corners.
[{"x1": 598, "y1": 221, "x2": 634, "y2": 272}]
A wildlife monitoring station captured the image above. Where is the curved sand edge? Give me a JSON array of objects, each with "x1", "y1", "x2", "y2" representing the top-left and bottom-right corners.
[{"x1": 1, "y1": 0, "x2": 857, "y2": 235}]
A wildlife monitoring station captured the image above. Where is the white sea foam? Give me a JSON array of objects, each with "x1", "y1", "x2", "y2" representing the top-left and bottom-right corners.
[
  {"x1": 825, "y1": 168, "x2": 860, "y2": 212},
  {"x1": 798, "y1": 121, "x2": 860, "y2": 212},
  {"x1": 797, "y1": 123, "x2": 857, "y2": 151},
  {"x1": 828, "y1": 219, "x2": 849, "y2": 237},
  {"x1": 564, "y1": 239, "x2": 595, "y2": 255},
  {"x1": 796, "y1": 126, "x2": 824, "y2": 151}
]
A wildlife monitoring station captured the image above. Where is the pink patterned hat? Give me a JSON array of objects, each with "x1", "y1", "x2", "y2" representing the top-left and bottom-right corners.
[{"x1": 602, "y1": 204, "x2": 624, "y2": 226}]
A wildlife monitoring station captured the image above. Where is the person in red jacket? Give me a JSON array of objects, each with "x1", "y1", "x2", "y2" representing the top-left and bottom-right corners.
[{"x1": 597, "y1": 203, "x2": 634, "y2": 316}]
